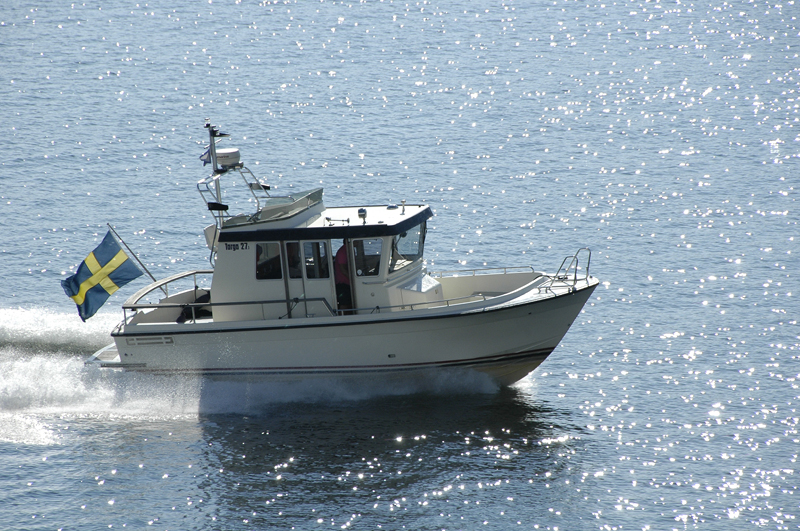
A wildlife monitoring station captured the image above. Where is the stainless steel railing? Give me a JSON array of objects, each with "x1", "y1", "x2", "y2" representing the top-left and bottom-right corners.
[
  {"x1": 431, "y1": 265, "x2": 536, "y2": 278},
  {"x1": 544, "y1": 247, "x2": 592, "y2": 292}
]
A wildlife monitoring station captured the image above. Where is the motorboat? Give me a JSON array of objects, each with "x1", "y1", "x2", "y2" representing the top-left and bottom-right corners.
[{"x1": 87, "y1": 123, "x2": 598, "y2": 386}]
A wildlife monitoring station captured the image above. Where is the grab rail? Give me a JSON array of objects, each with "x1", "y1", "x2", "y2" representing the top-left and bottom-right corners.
[
  {"x1": 122, "y1": 291, "x2": 493, "y2": 326},
  {"x1": 431, "y1": 266, "x2": 535, "y2": 278},
  {"x1": 197, "y1": 166, "x2": 271, "y2": 229},
  {"x1": 120, "y1": 287, "x2": 502, "y2": 326},
  {"x1": 545, "y1": 247, "x2": 592, "y2": 292},
  {"x1": 362, "y1": 292, "x2": 493, "y2": 314},
  {"x1": 123, "y1": 296, "x2": 338, "y2": 324},
  {"x1": 124, "y1": 269, "x2": 213, "y2": 305},
  {"x1": 119, "y1": 267, "x2": 502, "y2": 326}
]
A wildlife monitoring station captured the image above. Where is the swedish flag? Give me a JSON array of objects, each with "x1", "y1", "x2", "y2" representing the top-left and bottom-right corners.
[{"x1": 61, "y1": 231, "x2": 143, "y2": 321}]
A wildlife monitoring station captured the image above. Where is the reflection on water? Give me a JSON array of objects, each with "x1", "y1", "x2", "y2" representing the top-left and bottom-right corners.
[
  {"x1": 2, "y1": 378, "x2": 588, "y2": 530},
  {"x1": 193, "y1": 388, "x2": 585, "y2": 529},
  {"x1": 196, "y1": 368, "x2": 500, "y2": 412}
]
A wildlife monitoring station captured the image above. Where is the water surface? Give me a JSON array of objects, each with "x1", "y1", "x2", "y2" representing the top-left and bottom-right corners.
[{"x1": 1, "y1": 0, "x2": 798, "y2": 529}]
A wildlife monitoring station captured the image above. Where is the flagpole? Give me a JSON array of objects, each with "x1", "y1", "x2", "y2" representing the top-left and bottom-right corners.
[{"x1": 106, "y1": 223, "x2": 168, "y2": 296}]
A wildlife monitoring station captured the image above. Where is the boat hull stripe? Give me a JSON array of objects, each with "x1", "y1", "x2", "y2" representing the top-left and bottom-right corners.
[{"x1": 114, "y1": 347, "x2": 553, "y2": 375}]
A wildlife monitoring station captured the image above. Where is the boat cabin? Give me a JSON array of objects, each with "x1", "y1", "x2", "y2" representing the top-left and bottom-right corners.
[{"x1": 206, "y1": 187, "x2": 441, "y2": 321}]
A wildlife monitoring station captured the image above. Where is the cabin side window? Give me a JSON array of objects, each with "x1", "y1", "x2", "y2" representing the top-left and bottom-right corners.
[
  {"x1": 303, "y1": 241, "x2": 330, "y2": 279},
  {"x1": 286, "y1": 242, "x2": 302, "y2": 279},
  {"x1": 353, "y1": 238, "x2": 382, "y2": 277},
  {"x1": 389, "y1": 221, "x2": 426, "y2": 272},
  {"x1": 256, "y1": 243, "x2": 282, "y2": 280}
]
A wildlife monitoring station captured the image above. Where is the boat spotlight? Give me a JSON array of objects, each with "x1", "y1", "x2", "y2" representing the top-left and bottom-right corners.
[{"x1": 358, "y1": 208, "x2": 367, "y2": 224}]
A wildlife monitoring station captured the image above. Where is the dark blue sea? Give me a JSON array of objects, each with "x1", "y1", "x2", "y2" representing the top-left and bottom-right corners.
[{"x1": 1, "y1": 0, "x2": 798, "y2": 529}]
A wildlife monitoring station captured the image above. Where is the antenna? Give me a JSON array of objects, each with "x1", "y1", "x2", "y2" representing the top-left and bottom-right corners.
[{"x1": 203, "y1": 122, "x2": 232, "y2": 174}]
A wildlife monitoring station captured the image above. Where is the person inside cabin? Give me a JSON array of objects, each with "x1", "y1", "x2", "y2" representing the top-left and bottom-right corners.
[{"x1": 334, "y1": 242, "x2": 352, "y2": 312}]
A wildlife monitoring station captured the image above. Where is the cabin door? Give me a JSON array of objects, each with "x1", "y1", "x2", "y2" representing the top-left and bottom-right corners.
[
  {"x1": 283, "y1": 241, "x2": 335, "y2": 318},
  {"x1": 351, "y1": 238, "x2": 385, "y2": 313}
]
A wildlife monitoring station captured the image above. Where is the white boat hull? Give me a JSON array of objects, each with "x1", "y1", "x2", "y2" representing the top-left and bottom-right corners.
[{"x1": 95, "y1": 279, "x2": 597, "y2": 386}]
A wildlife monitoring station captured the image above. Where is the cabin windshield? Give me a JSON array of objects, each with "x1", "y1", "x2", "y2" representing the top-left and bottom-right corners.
[{"x1": 389, "y1": 221, "x2": 425, "y2": 272}]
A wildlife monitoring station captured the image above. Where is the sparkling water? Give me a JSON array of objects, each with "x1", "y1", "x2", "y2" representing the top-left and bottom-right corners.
[{"x1": 1, "y1": 0, "x2": 797, "y2": 529}]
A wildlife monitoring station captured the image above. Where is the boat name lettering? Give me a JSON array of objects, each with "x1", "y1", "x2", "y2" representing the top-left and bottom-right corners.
[{"x1": 224, "y1": 242, "x2": 249, "y2": 251}]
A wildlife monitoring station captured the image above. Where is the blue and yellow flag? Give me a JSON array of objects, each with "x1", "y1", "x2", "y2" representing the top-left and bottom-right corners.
[{"x1": 61, "y1": 231, "x2": 143, "y2": 321}]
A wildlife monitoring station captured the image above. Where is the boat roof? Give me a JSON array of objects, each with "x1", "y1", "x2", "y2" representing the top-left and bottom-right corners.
[{"x1": 218, "y1": 188, "x2": 432, "y2": 242}]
